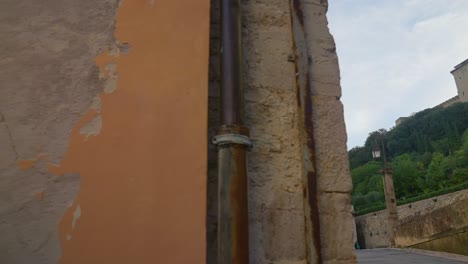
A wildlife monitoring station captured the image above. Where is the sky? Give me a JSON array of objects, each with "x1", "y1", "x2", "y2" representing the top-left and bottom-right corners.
[{"x1": 327, "y1": 0, "x2": 468, "y2": 149}]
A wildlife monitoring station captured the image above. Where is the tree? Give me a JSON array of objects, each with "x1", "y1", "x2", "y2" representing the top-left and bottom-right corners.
[
  {"x1": 350, "y1": 161, "x2": 382, "y2": 195},
  {"x1": 348, "y1": 103, "x2": 468, "y2": 205},
  {"x1": 348, "y1": 146, "x2": 371, "y2": 169},
  {"x1": 425, "y1": 152, "x2": 448, "y2": 190},
  {"x1": 391, "y1": 154, "x2": 423, "y2": 198}
]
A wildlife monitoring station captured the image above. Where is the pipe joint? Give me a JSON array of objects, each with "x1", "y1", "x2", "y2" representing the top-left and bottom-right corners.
[
  {"x1": 213, "y1": 125, "x2": 252, "y2": 150},
  {"x1": 212, "y1": 133, "x2": 253, "y2": 150}
]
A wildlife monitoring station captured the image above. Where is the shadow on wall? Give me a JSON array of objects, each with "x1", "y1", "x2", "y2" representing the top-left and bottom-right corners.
[{"x1": 412, "y1": 231, "x2": 468, "y2": 256}]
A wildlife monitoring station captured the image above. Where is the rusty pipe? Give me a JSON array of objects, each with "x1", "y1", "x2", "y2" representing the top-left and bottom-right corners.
[
  {"x1": 213, "y1": 0, "x2": 250, "y2": 263},
  {"x1": 214, "y1": 128, "x2": 250, "y2": 264},
  {"x1": 221, "y1": 0, "x2": 243, "y2": 125}
]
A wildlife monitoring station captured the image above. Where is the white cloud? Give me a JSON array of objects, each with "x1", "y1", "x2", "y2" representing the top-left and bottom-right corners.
[{"x1": 328, "y1": 0, "x2": 468, "y2": 149}]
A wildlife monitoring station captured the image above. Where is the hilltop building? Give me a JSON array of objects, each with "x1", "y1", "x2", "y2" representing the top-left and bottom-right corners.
[
  {"x1": 436, "y1": 59, "x2": 468, "y2": 108},
  {"x1": 396, "y1": 59, "x2": 468, "y2": 126},
  {"x1": 395, "y1": 117, "x2": 409, "y2": 126},
  {"x1": 451, "y1": 59, "x2": 468, "y2": 103}
]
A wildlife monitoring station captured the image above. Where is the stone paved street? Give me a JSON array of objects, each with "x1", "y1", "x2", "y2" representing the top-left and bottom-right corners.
[{"x1": 356, "y1": 249, "x2": 468, "y2": 264}]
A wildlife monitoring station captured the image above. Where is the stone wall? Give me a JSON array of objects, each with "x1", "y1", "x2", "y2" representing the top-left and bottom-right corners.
[
  {"x1": 208, "y1": 0, "x2": 355, "y2": 263},
  {"x1": 435, "y1": 95, "x2": 460, "y2": 108},
  {"x1": 243, "y1": 0, "x2": 307, "y2": 262},
  {"x1": 303, "y1": 2, "x2": 355, "y2": 263},
  {"x1": 356, "y1": 189, "x2": 468, "y2": 250}
]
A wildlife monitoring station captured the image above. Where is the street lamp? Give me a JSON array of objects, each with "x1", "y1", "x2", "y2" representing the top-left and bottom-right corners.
[
  {"x1": 372, "y1": 133, "x2": 398, "y2": 247},
  {"x1": 372, "y1": 144, "x2": 381, "y2": 159}
]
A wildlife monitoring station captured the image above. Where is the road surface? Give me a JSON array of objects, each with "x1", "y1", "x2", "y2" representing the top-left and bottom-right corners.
[{"x1": 356, "y1": 248, "x2": 468, "y2": 263}]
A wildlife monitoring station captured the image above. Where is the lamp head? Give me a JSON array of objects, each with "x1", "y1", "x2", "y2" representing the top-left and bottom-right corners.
[{"x1": 372, "y1": 144, "x2": 381, "y2": 159}]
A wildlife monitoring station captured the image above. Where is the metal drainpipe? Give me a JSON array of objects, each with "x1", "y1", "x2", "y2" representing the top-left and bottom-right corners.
[{"x1": 211, "y1": 0, "x2": 251, "y2": 263}]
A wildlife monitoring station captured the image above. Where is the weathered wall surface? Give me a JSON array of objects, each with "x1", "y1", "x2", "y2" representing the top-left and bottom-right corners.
[
  {"x1": 303, "y1": 2, "x2": 355, "y2": 263},
  {"x1": 355, "y1": 209, "x2": 391, "y2": 248},
  {"x1": 2, "y1": 0, "x2": 354, "y2": 263},
  {"x1": 436, "y1": 96, "x2": 460, "y2": 108},
  {"x1": 0, "y1": 1, "x2": 119, "y2": 263},
  {"x1": 243, "y1": 1, "x2": 307, "y2": 263},
  {"x1": 207, "y1": 0, "x2": 355, "y2": 263},
  {"x1": 396, "y1": 191, "x2": 468, "y2": 254},
  {"x1": 207, "y1": 1, "x2": 307, "y2": 262},
  {"x1": 356, "y1": 189, "x2": 468, "y2": 251},
  {"x1": 1, "y1": 1, "x2": 209, "y2": 263},
  {"x1": 452, "y1": 61, "x2": 468, "y2": 102},
  {"x1": 412, "y1": 231, "x2": 468, "y2": 256}
]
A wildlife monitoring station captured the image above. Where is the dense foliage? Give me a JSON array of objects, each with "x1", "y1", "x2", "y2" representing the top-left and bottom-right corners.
[{"x1": 349, "y1": 102, "x2": 468, "y2": 212}]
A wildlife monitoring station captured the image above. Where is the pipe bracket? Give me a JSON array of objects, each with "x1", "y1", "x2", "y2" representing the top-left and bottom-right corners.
[{"x1": 212, "y1": 134, "x2": 253, "y2": 150}]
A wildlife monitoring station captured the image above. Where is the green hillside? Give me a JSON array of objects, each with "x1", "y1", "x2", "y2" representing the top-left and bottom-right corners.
[{"x1": 349, "y1": 102, "x2": 468, "y2": 214}]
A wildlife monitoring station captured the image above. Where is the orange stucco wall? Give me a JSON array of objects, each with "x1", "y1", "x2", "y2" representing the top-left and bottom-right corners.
[{"x1": 49, "y1": 1, "x2": 210, "y2": 263}]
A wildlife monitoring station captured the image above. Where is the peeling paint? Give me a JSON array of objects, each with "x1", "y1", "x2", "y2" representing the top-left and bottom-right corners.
[
  {"x1": 71, "y1": 205, "x2": 81, "y2": 230},
  {"x1": 78, "y1": 115, "x2": 102, "y2": 139},
  {"x1": 102, "y1": 62, "x2": 118, "y2": 94},
  {"x1": 17, "y1": 154, "x2": 48, "y2": 170},
  {"x1": 90, "y1": 97, "x2": 102, "y2": 113},
  {"x1": 0, "y1": 1, "x2": 119, "y2": 263},
  {"x1": 50, "y1": 1, "x2": 210, "y2": 263},
  {"x1": 17, "y1": 159, "x2": 36, "y2": 170}
]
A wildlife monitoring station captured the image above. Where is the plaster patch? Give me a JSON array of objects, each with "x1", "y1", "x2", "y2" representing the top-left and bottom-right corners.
[
  {"x1": 90, "y1": 96, "x2": 101, "y2": 113},
  {"x1": 71, "y1": 205, "x2": 81, "y2": 230},
  {"x1": 98, "y1": 61, "x2": 115, "y2": 79},
  {"x1": 108, "y1": 47, "x2": 121, "y2": 57},
  {"x1": 104, "y1": 79, "x2": 117, "y2": 94},
  {"x1": 78, "y1": 115, "x2": 102, "y2": 139},
  {"x1": 107, "y1": 42, "x2": 131, "y2": 57},
  {"x1": 102, "y1": 62, "x2": 118, "y2": 94}
]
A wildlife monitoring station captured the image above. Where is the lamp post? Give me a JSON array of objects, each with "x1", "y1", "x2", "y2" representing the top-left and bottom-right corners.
[{"x1": 372, "y1": 133, "x2": 398, "y2": 247}]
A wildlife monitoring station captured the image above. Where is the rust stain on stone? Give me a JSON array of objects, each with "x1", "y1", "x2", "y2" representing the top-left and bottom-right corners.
[
  {"x1": 293, "y1": 0, "x2": 304, "y2": 26},
  {"x1": 289, "y1": 0, "x2": 323, "y2": 262},
  {"x1": 49, "y1": 1, "x2": 210, "y2": 263}
]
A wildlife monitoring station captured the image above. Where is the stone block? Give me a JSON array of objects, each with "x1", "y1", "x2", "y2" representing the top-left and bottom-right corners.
[
  {"x1": 262, "y1": 208, "x2": 307, "y2": 261},
  {"x1": 303, "y1": 1, "x2": 342, "y2": 97},
  {"x1": 318, "y1": 192, "x2": 356, "y2": 262},
  {"x1": 243, "y1": 27, "x2": 296, "y2": 91},
  {"x1": 243, "y1": 1, "x2": 291, "y2": 29},
  {"x1": 311, "y1": 96, "x2": 353, "y2": 193},
  {"x1": 241, "y1": 2, "x2": 308, "y2": 262}
]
